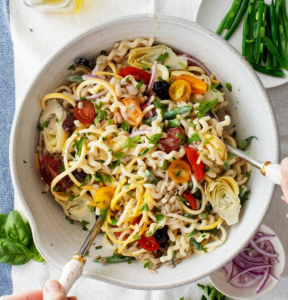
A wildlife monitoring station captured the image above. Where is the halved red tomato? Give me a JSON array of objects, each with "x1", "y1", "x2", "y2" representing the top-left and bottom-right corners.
[
  {"x1": 39, "y1": 155, "x2": 72, "y2": 192},
  {"x1": 119, "y1": 67, "x2": 151, "y2": 85},
  {"x1": 131, "y1": 218, "x2": 160, "y2": 251},
  {"x1": 185, "y1": 147, "x2": 204, "y2": 181},
  {"x1": 114, "y1": 230, "x2": 130, "y2": 241},
  {"x1": 158, "y1": 127, "x2": 186, "y2": 153},
  {"x1": 182, "y1": 192, "x2": 196, "y2": 210},
  {"x1": 74, "y1": 101, "x2": 96, "y2": 124}
]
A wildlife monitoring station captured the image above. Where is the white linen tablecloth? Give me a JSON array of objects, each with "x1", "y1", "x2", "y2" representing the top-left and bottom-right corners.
[{"x1": 9, "y1": 0, "x2": 288, "y2": 298}]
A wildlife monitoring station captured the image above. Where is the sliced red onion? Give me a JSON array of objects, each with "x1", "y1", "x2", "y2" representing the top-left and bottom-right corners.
[
  {"x1": 250, "y1": 239, "x2": 278, "y2": 258},
  {"x1": 142, "y1": 93, "x2": 155, "y2": 118},
  {"x1": 229, "y1": 265, "x2": 273, "y2": 282},
  {"x1": 256, "y1": 268, "x2": 270, "y2": 293},
  {"x1": 129, "y1": 130, "x2": 151, "y2": 138},
  {"x1": 146, "y1": 61, "x2": 157, "y2": 95},
  {"x1": 230, "y1": 275, "x2": 263, "y2": 288},
  {"x1": 82, "y1": 74, "x2": 110, "y2": 83},
  {"x1": 178, "y1": 54, "x2": 212, "y2": 76},
  {"x1": 254, "y1": 235, "x2": 275, "y2": 244}
]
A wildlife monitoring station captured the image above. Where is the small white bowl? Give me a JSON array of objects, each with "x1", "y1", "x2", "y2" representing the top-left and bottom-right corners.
[{"x1": 209, "y1": 224, "x2": 286, "y2": 299}]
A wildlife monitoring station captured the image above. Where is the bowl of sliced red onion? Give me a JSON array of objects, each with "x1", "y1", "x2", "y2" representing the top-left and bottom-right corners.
[{"x1": 209, "y1": 224, "x2": 285, "y2": 299}]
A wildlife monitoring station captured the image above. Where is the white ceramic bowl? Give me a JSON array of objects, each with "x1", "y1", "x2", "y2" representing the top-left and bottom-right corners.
[
  {"x1": 209, "y1": 224, "x2": 286, "y2": 299},
  {"x1": 10, "y1": 15, "x2": 279, "y2": 290}
]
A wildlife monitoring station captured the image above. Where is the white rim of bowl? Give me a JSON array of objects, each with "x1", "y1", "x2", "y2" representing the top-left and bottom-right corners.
[{"x1": 9, "y1": 14, "x2": 280, "y2": 290}]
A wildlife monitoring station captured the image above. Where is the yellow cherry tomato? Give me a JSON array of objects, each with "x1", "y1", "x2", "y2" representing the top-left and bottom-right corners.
[
  {"x1": 94, "y1": 187, "x2": 115, "y2": 209},
  {"x1": 168, "y1": 159, "x2": 191, "y2": 183},
  {"x1": 169, "y1": 80, "x2": 191, "y2": 102}
]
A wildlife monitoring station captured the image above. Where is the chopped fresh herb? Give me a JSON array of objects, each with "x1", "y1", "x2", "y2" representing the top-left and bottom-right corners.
[
  {"x1": 68, "y1": 194, "x2": 79, "y2": 202},
  {"x1": 176, "y1": 132, "x2": 186, "y2": 146},
  {"x1": 227, "y1": 152, "x2": 238, "y2": 159},
  {"x1": 100, "y1": 50, "x2": 107, "y2": 55},
  {"x1": 188, "y1": 121, "x2": 196, "y2": 127},
  {"x1": 239, "y1": 186, "x2": 250, "y2": 206},
  {"x1": 190, "y1": 238, "x2": 203, "y2": 251},
  {"x1": 200, "y1": 212, "x2": 206, "y2": 219},
  {"x1": 153, "y1": 99, "x2": 167, "y2": 110},
  {"x1": 114, "y1": 152, "x2": 124, "y2": 160},
  {"x1": 67, "y1": 64, "x2": 76, "y2": 71},
  {"x1": 121, "y1": 121, "x2": 130, "y2": 132},
  {"x1": 202, "y1": 234, "x2": 206, "y2": 238},
  {"x1": 167, "y1": 118, "x2": 180, "y2": 128},
  {"x1": 175, "y1": 170, "x2": 181, "y2": 177},
  {"x1": 42, "y1": 120, "x2": 49, "y2": 128},
  {"x1": 41, "y1": 191, "x2": 47, "y2": 194},
  {"x1": 122, "y1": 136, "x2": 141, "y2": 149},
  {"x1": 205, "y1": 204, "x2": 213, "y2": 211},
  {"x1": 60, "y1": 164, "x2": 65, "y2": 172},
  {"x1": 160, "y1": 160, "x2": 168, "y2": 171},
  {"x1": 196, "y1": 99, "x2": 219, "y2": 119},
  {"x1": 231, "y1": 130, "x2": 237, "y2": 138},
  {"x1": 238, "y1": 136, "x2": 258, "y2": 150},
  {"x1": 37, "y1": 125, "x2": 43, "y2": 131},
  {"x1": 172, "y1": 250, "x2": 177, "y2": 265},
  {"x1": 143, "y1": 64, "x2": 151, "y2": 71},
  {"x1": 145, "y1": 231, "x2": 152, "y2": 237},
  {"x1": 183, "y1": 212, "x2": 194, "y2": 219},
  {"x1": 133, "y1": 234, "x2": 141, "y2": 240},
  {"x1": 138, "y1": 148, "x2": 152, "y2": 156},
  {"x1": 205, "y1": 167, "x2": 211, "y2": 172},
  {"x1": 100, "y1": 173, "x2": 111, "y2": 183},
  {"x1": 203, "y1": 136, "x2": 214, "y2": 146},
  {"x1": 100, "y1": 205, "x2": 110, "y2": 221},
  {"x1": 68, "y1": 219, "x2": 74, "y2": 225},
  {"x1": 95, "y1": 246, "x2": 103, "y2": 250},
  {"x1": 203, "y1": 248, "x2": 208, "y2": 253},
  {"x1": 53, "y1": 185, "x2": 60, "y2": 192},
  {"x1": 179, "y1": 195, "x2": 187, "y2": 203},
  {"x1": 166, "y1": 65, "x2": 172, "y2": 69},
  {"x1": 144, "y1": 261, "x2": 151, "y2": 269},
  {"x1": 223, "y1": 160, "x2": 230, "y2": 171},
  {"x1": 145, "y1": 169, "x2": 159, "y2": 185},
  {"x1": 82, "y1": 220, "x2": 90, "y2": 226},
  {"x1": 178, "y1": 62, "x2": 187, "y2": 68},
  {"x1": 56, "y1": 118, "x2": 59, "y2": 123},
  {"x1": 23, "y1": 160, "x2": 27, "y2": 163},
  {"x1": 147, "y1": 133, "x2": 163, "y2": 146},
  {"x1": 136, "y1": 79, "x2": 144, "y2": 91},
  {"x1": 66, "y1": 75, "x2": 84, "y2": 83},
  {"x1": 107, "y1": 118, "x2": 112, "y2": 125},
  {"x1": 140, "y1": 203, "x2": 149, "y2": 212},
  {"x1": 125, "y1": 76, "x2": 130, "y2": 82},
  {"x1": 246, "y1": 151, "x2": 252, "y2": 155},
  {"x1": 245, "y1": 171, "x2": 251, "y2": 178},
  {"x1": 226, "y1": 83, "x2": 232, "y2": 92},
  {"x1": 156, "y1": 52, "x2": 169, "y2": 61},
  {"x1": 72, "y1": 136, "x2": 86, "y2": 156},
  {"x1": 30, "y1": 28, "x2": 33, "y2": 32},
  {"x1": 169, "y1": 240, "x2": 176, "y2": 246},
  {"x1": 188, "y1": 131, "x2": 201, "y2": 143},
  {"x1": 222, "y1": 194, "x2": 226, "y2": 198},
  {"x1": 154, "y1": 205, "x2": 161, "y2": 213},
  {"x1": 156, "y1": 214, "x2": 165, "y2": 222},
  {"x1": 80, "y1": 96, "x2": 87, "y2": 101},
  {"x1": 187, "y1": 229, "x2": 199, "y2": 238},
  {"x1": 211, "y1": 83, "x2": 219, "y2": 90},
  {"x1": 82, "y1": 226, "x2": 88, "y2": 231},
  {"x1": 87, "y1": 205, "x2": 94, "y2": 212},
  {"x1": 94, "y1": 110, "x2": 107, "y2": 124},
  {"x1": 157, "y1": 77, "x2": 163, "y2": 81}
]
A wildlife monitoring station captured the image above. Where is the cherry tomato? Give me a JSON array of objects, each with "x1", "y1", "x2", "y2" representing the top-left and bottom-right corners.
[
  {"x1": 158, "y1": 127, "x2": 185, "y2": 153},
  {"x1": 168, "y1": 159, "x2": 191, "y2": 183},
  {"x1": 182, "y1": 192, "x2": 197, "y2": 210},
  {"x1": 185, "y1": 147, "x2": 204, "y2": 181},
  {"x1": 114, "y1": 230, "x2": 130, "y2": 241},
  {"x1": 119, "y1": 66, "x2": 151, "y2": 85},
  {"x1": 131, "y1": 218, "x2": 160, "y2": 251},
  {"x1": 169, "y1": 80, "x2": 191, "y2": 102},
  {"x1": 74, "y1": 101, "x2": 96, "y2": 124},
  {"x1": 175, "y1": 76, "x2": 207, "y2": 94},
  {"x1": 94, "y1": 187, "x2": 115, "y2": 209},
  {"x1": 120, "y1": 97, "x2": 143, "y2": 126},
  {"x1": 39, "y1": 155, "x2": 72, "y2": 192}
]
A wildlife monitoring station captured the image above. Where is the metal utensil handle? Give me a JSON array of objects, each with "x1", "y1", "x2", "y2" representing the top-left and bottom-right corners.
[{"x1": 262, "y1": 163, "x2": 281, "y2": 185}]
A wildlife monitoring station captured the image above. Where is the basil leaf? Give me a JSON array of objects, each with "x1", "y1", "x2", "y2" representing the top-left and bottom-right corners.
[
  {"x1": 5, "y1": 211, "x2": 30, "y2": 247},
  {"x1": 0, "y1": 214, "x2": 8, "y2": 239},
  {"x1": 122, "y1": 136, "x2": 141, "y2": 149},
  {"x1": 28, "y1": 238, "x2": 44, "y2": 263},
  {"x1": 94, "y1": 110, "x2": 107, "y2": 124},
  {"x1": 188, "y1": 131, "x2": 201, "y2": 143},
  {"x1": 72, "y1": 136, "x2": 87, "y2": 156},
  {"x1": 196, "y1": 99, "x2": 219, "y2": 119},
  {"x1": 114, "y1": 152, "x2": 124, "y2": 159},
  {"x1": 238, "y1": 136, "x2": 258, "y2": 150},
  {"x1": 145, "y1": 169, "x2": 159, "y2": 185},
  {"x1": 154, "y1": 206, "x2": 161, "y2": 213},
  {"x1": 0, "y1": 240, "x2": 34, "y2": 265},
  {"x1": 121, "y1": 121, "x2": 130, "y2": 132}
]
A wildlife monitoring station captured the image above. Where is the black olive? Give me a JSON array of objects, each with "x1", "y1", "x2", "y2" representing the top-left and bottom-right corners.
[
  {"x1": 204, "y1": 110, "x2": 217, "y2": 120},
  {"x1": 72, "y1": 169, "x2": 87, "y2": 182},
  {"x1": 154, "y1": 225, "x2": 169, "y2": 248},
  {"x1": 152, "y1": 80, "x2": 170, "y2": 100},
  {"x1": 62, "y1": 115, "x2": 76, "y2": 132},
  {"x1": 75, "y1": 57, "x2": 94, "y2": 70},
  {"x1": 193, "y1": 188, "x2": 202, "y2": 200}
]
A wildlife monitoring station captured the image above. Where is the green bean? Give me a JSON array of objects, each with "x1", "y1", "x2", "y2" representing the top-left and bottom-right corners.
[
  {"x1": 224, "y1": 0, "x2": 244, "y2": 29},
  {"x1": 253, "y1": 2, "x2": 264, "y2": 63},
  {"x1": 279, "y1": 9, "x2": 288, "y2": 60},
  {"x1": 270, "y1": 1, "x2": 279, "y2": 67},
  {"x1": 216, "y1": 12, "x2": 229, "y2": 35},
  {"x1": 263, "y1": 36, "x2": 288, "y2": 70},
  {"x1": 246, "y1": 7, "x2": 256, "y2": 65},
  {"x1": 253, "y1": 63, "x2": 284, "y2": 77},
  {"x1": 281, "y1": 0, "x2": 288, "y2": 40},
  {"x1": 66, "y1": 75, "x2": 84, "y2": 82},
  {"x1": 275, "y1": 0, "x2": 281, "y2": 18},
  {"x1": 93, "y1": 255, "x2": 136, "y2": 264},
  {"x1": 225, "y1": 0, "x2": 250, "y2": 41},
  {"x1": 142, "y1": 106, "x2": 192, "y2": 126},
  {"x1": 266, "y1": 7, "x2": 275, "y2": 70},
  {"x1": 242, "y1": 2, "x2": 253, "y2": 56},
  {"x1": 260, "y1": 5, "x2": 268, "y2": 64}
]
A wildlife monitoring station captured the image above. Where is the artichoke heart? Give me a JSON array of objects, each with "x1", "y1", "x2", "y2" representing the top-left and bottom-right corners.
[
  {"x1": 128, "y1": 45, "x2": 187, "y2": 71},
  {"x1": 55, "y1": 190, "x2": 95, "y2": 230},
  {"x1": 205, "y1": 176, "x2": 240, "y2": 226},
  {"x1": 204, "y1": 134, "x2": 227, "y2": 161},
  {"x1": 204, "y1": 83, "x2": 224, "y2": 103},
  {"x1": 39, "y1": 99, "x2": 69, "y2": 153}
]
